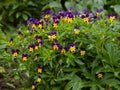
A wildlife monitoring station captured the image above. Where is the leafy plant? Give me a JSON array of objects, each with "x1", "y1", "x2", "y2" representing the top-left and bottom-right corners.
[{"x1": 2, "y1": 8, "x2": 120, "y2": 90}]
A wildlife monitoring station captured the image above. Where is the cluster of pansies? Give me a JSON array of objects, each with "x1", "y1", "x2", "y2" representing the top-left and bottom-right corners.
[{"x1": 3, "y1": 8, "x2": 120, "y2": 90}]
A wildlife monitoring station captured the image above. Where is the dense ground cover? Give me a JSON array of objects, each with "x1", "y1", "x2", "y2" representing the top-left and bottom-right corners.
[{"x1": 1, "y1": 8, "x2": 120, "y2": 90}]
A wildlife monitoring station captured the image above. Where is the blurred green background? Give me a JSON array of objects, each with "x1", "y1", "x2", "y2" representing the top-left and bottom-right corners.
[{"x1": 0, "y1": 0, "x2": 120, "y2": 49}]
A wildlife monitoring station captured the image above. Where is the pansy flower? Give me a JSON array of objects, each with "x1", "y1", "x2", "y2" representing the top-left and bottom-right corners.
[
  {"x1": 53, "y1": 20, "x2": 59, "y2": 28},
  {"x1": 108, "y1": 13, "x2": 117, "y2": 22},
  {"x1": 61, "y1": 47, "x2": 68, "y2": 54},
  {"x1": 18, "y1": 31, "x2": 23, "y2": 39},
  {"x1": 74, "y1": 26, "x2": 80, "y2": 35},
  {"x1": 39, "y1": 40, "x2": 44, "y2": 47},
  {"x1": 51, "y1": 41, "x2": 61, "y2": 51},
  {"x1": 67, "y1": 12, "x2": 74, "y2": 23},
  {"x1": 37, "y1": 76, "x2": 42, "y2": 83},
  {"x1": 22, "y1": 54, "x2": 29, "y2": 62},
  {"x1": 38, "y1": 21, "x2": 43, "y2": 29},
  {"x1": 32, "y1": 24, "x2": 36, "y2": 29},
  {"x1": 48, "y1": 31, "x2": 57, "y2": 41},
  {"x1": 44, "y1": 10, "x2": 52, "y2": 19},
  {"x1": 35, "y1": 36, "x2": 42, "y2": 43},
  {"x1": 9, "y1": 38, "x2": 13, "y2": 45},
  {"x1": 96, "y1": 72, "x2": 104, "y2": 79},
  {"x1": 81, "y1": 14, "x2": 89, "y2": 23},
  {"x1": 11, "y1": 49, "x2": 20, "y2": 57},
  {"x1": 69, "y1": 44, "x2": 76, "y2": 53},
  {"x1": 28, "y1": 44, "x2": 35, "y2": 52},
  {"x1": 31, "y1": 82, "x2": 35, "y2": 90},
  {"x1": 4, "y1": 48, "x2": 7, "y2": 54},
  {"x1": 38, "y1": 65, "x2": 43, "y2": 74},
  {"x1": 96, "y1": 8, "x2": 103, "y2": 16},
  {"x1": 35, "y1": 43, "x2": 39, "y2": 50},
  {"x1": 80, "y1": 48, "x2": 86, "y2": 56}
]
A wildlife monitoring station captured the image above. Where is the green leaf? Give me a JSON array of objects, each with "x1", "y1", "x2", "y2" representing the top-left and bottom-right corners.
[
  {"x1": 49, "y1": 1, "x2": 61, "y2": 8},
  {"x1": 0, "y1": 66, "x2": 5, "y2": 73},
  {"x1": 6, "y1": 83, "x2": 16, "y2": 89},
  {"x1": 111, "y1": 5, "x2": 120, "y2": 15},
  {"x1": 22, "y1": 14, "x2": 28, "y2": 20},
  {"x1": 75, "y1": 59, "x2": 84, "y2": 65},
  {"x1": 64, "y1": 81, "x2": 73, "y2": 90},
  {"x1": 16, "y1": 12, "x2": 21, "y2": 18},
  {"x1": 90, "y1": 85, "x2": 96, "y2": 90},
  {"x1": 105, "y1": 79, "x2": 120, "y2": 85},
  {"x1": 27, "y1": 1, "x2": 37, "y2": 6},
  {"x1": 65, "y1": 1, "x2": 75, "y2": 10}
]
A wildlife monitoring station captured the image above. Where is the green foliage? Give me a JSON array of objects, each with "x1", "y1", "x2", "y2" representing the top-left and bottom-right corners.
[
  {"x1": 0, "y1": 0, "x2": 62, "y2": 33},
  {"x1": 1, "y1": 8, "x2": 120, "y2": 90}
]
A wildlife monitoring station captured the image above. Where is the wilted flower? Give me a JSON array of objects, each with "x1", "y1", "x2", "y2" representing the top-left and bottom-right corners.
[{"x1": 53, "y1": 20, "x2": 59, "y2": 28}]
